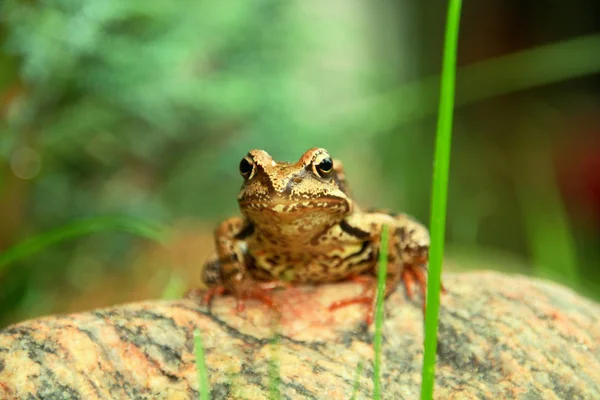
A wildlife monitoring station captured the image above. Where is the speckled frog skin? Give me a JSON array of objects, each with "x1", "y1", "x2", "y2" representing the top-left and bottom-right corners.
[{"x1": 196, "y1": 148, "x2": 431, "y2": 318}]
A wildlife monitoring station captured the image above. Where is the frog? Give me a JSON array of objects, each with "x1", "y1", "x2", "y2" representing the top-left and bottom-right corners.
[{"x1": 191, "y1": 148, "x2": 433, "y2": 323}]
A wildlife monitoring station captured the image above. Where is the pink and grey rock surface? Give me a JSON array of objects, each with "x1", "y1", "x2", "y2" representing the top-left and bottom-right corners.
[{"x1": 0, "y1": 271, "x2": 599, "y2": 399}]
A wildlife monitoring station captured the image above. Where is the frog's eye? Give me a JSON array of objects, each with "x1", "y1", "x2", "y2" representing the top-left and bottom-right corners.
[
  {"x1": 314, "y1": 157, "x2": 333, "y2": 178},
  {"x1": 239, "y1": 156, "x2": 255, "y2": 179}
]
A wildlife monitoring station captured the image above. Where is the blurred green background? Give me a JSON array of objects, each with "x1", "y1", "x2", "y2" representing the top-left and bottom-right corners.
[{"x1": 1, "y1": 1, "x2": 599, "y2": 328}]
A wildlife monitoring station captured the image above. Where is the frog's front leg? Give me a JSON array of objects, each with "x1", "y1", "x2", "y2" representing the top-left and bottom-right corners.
[
  {"x1": 326, "y1": 214, "x2": 400, "y2": 324},
  {"x1": 329, "y1": 213, "x2": 434, "y2": 323},
  {"x1": 328, "y1": 271, "x2": 403, "y2": 325},
  {"x1": 190, "y1": 217, "x2": 282, "y2": 311},
  {"x1": 353, "y1": 212, "x2": 432, "y2": 302},
  {"x1": 393, "y1": 213, "x2": 430, "y2": 301}
]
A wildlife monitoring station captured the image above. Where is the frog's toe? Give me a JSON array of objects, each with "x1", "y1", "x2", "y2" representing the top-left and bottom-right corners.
[
  {"x1": 328, "y1": 293, "x2": 376, "y2": 325},
  {"x1": 328, "y1": 295, "x2": 373, "y2": 310},
  {"x1": 231, "y1": 283, "x2": 280, "y2": 312},
  {"x1": 256, "y1": 280, "x2": 292, "y2": 291},
  {"x1": 184, "y1": 288, "x2": 204, "y2": 300},
  {"x1": 401, "y1": 264, "x2": 428, "y2": 300},
  {"x1": 201, "y1": 286, "x2": 227, "y2": 306},
  {"x1": 184, "y1": 286, "x2": 226, "y2": 304}
]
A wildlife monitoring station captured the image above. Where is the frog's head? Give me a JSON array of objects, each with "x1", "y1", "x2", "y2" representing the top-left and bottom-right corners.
[{"x1": 237, "y1": 148, "x2": 352, "y2": 229}]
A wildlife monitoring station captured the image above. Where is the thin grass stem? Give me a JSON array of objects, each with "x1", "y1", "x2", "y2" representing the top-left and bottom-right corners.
[
  {"x1": 420, "y1": 1, "x2": 462, "y2": 399},
  {"x1": 194, "y1": 329, "x2": 210, "y2": 400},
  {"x1": 373, "y1": 224, "x2": 389, "y2": 400},
  {"x1": 268, "y1": 334, "x2": 281, "y2": 400},
  {"x1": 350, "y1": 361, "x2": 364, "y2": 400}
]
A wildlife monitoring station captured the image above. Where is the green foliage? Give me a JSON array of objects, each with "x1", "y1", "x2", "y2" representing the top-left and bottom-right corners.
[
  {"x1": 373, "y1": 224, "x2": 389, "y2": 400},
  {"x1": 0, "y1": 215, "x2": 166, "y2": 274},
  {"x1": 0, "y1": 4, "x2": 599, "y2": 397},
  {"x1": 350, "y1": 361, "x2": 364, "y2": 400},
  {"x1": 161, "y1": 271, "x2": 186, "y2": 300},
  {"x1": 513, "y1": 126, "x2": 580, "y2": 289},
  {"x1": 0, "y1": 0, "x2": 373, "y2": 324},
  {"x1": 194, "y1": 328, "x2": 210, "y2": 400},
  {"x1": 351, "y1": 34, "x2": 600, "y2": 135},
  {"x1": 268, "y1": 334, "x2": 282, "y2": 400},
  {"x1": 1, "y1": 0, "x2": 325, "y2": 220},
  {"x1": 421, "y1": 1, "x2": 462, "y2": 399}
]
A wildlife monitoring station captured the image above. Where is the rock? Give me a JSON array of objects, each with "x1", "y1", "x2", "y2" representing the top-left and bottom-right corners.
[{"x1": 0, "y1": 271, "x2": 598, "y2": 399}]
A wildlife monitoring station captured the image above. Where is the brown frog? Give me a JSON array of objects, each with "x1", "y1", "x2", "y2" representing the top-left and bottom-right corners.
[{"x1": 193, "y1": 148, "x2": 432, "y2": 322}]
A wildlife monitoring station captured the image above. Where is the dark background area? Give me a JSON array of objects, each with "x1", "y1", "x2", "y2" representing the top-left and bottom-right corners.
[{"x1": 1, "y1": 0, "x2": 599, "y2": 328}]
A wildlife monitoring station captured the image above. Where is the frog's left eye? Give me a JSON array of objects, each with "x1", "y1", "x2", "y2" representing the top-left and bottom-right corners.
[
  {"x1": 314, "y1": 157, "x2": 333, "y2": 178},
  {"x1": 239, "y1": 156, "x2": 255, "y2": 179}
]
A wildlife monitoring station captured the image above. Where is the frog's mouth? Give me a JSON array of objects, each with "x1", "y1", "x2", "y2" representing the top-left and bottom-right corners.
[
  {"x1": 239, "y1": 196, "x2": 351, "y2": 216},
  {"x1": 241, "y1": 197, "x2": 351, "y2": 236}
]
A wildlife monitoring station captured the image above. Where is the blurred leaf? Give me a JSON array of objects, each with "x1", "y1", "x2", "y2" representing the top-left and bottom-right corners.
[
  {"x1": 513, "y1": 117, "x2": 580, "y2": 288},
  {"x1": 0, "y1": 215, "x2": 167, "y2": 275},
  {"x1": 161, "y1": 271, "x2": 186, "y2": 300},
  {"x1": 350, "y1": 33, "x2": 600, "y2": 135}
]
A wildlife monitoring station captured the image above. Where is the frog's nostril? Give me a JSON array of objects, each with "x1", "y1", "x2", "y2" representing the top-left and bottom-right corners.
[
  {"x1": 281, "y1": 176, "x2": 299, "y2": 193},
  {"x1": 271, "y1": 179, "x2": 288, "y2": 193}
]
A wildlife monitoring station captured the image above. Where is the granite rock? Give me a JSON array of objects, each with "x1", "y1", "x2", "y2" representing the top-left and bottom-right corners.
[{"x1": 0, "y1": 271, "x2": 598, "y2": 399}]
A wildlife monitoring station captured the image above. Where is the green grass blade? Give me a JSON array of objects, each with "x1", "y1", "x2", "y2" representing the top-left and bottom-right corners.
[
  {"x1": 0, "y1": 215, "x2": 168, "y2": 274},
  {"x1": 194, "y1": 329, "x2": 210, "y2": 400},
  {"x1": 161, "y1": 272, "x2": 187, "y2": 300},
  {"x1": 373, "y1": 224, "x2": 389, "y2": 400},
  {"x1": 421, "y1": 1, "x2": 462, "y2": 400},
  {"x1": 268, "y1": 334, "x2": 281, "y2": 400},
  {"x1": 350, "y1": 33, "x2": 600, "y2": 135},
  {"x1": 513, "y1": 136, "x2": 579, "y2": 287},
  {"x1": 350, "y1": 360, "x2": 364, "y2": 400}
]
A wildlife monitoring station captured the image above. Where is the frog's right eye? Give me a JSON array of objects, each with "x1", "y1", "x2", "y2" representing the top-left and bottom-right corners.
[
  {"x1": 313, "y1": 156, "x2": 333, "y2": 178},
  {"x1": 239, "y1": 156, "x2": 255, "y2": 179}
]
